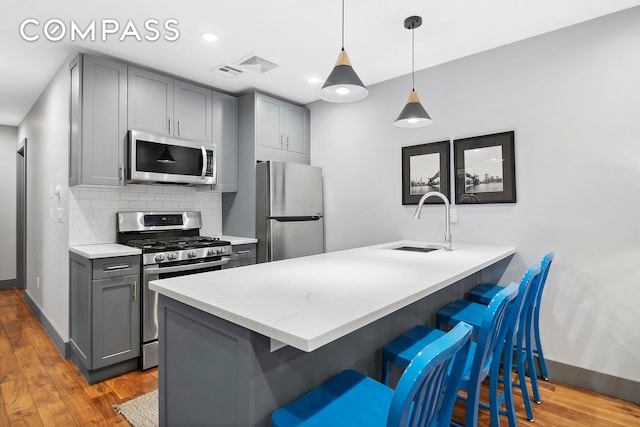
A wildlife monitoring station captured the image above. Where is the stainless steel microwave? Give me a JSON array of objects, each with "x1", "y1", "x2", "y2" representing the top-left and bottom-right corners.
[{"x1": 128, "y1": 130, "x2": 215, "y2": 185}]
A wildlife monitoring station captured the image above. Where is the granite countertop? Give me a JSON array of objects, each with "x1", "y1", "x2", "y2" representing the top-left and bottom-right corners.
[{"x1": 149, "y1": 241, "x2": 516, "y2": 352}]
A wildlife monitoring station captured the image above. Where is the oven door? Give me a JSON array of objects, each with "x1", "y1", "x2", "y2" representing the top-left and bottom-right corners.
[
  {"x1": 129, "y1": 129, "x2": 215, "y2": 185},
  {"x1": 141, "y1": 257, "x2": 230, "y2": 369}
]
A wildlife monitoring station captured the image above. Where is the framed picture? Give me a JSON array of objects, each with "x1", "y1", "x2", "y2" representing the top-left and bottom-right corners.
[
  {"x1": 453, "y1": 131, "x2": 516, "y2": 204},
  {"x1": 402, "y1": 140, "x2": 451, "y2": 205}
]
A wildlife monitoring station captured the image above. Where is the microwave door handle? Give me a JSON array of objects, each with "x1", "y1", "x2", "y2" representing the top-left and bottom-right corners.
[
  {"x1": 212, "y1": 146, "x2": 217, "y2": 185},
  {"x1": 200, "y1": 146, "x2": 207, "y2": 180}
]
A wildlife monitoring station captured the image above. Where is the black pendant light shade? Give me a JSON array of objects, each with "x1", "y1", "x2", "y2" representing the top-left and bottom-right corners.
[
  {"x1": 395, "y1": 90, "x2": 432, "y2": 128},
  {"x1": 157, "y1": 145, "x2": 176, "y2": 163},
  {"x1": 394, "y1": 16, "x2": 432, "y2": 128},
  {"x1": 320, "y1": 0, "x2": 368, "y2": 103}
]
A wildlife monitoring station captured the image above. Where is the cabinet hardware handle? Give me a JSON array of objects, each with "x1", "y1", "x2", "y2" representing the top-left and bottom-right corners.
[
  {"x1": 236, "y1": 250, "x2": 252, "y2": 255},
  {"x1": 132, "y1": 281, "x2": 137, "y2": 300},
  {"x1": 286, "y1": 136, "x2": 289, "y2": 150},
  {"x1": 177, "y1": 120, "x2": 181, "y2": 136},
  {"x1": 168, "y1": 118, "x2": 171, "y2": 134},
  {"x1": 119, "y1": 163, "x2": 125, "y2": 182},
  {"x1": 280, "y1": 135, "x2": 284, "y2": 148},
  {"x1": 104, "y1": 264, "x2": 130, "y2": 271}
]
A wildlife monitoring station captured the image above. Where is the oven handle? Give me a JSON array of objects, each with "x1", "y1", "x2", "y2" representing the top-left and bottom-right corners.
[{"x1": 144, "y1": 257, "x2": 231, "y2": 275}]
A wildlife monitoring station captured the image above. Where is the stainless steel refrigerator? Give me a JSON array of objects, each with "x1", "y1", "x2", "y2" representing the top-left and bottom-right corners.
[{"x1": 256, "y1": 161, "x2": 324, "y2": 263}]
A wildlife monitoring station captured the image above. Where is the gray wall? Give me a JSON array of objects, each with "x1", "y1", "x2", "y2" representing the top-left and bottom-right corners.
[
  {"x1": 309, "y1": 8, "x2": 640, "y2": 385},
  {"x1": 18, "y1": 57, "x2": 71, "y2": 341},
  {"x1": 0, "y1": 125, "x2": 18, "y2": 282}
]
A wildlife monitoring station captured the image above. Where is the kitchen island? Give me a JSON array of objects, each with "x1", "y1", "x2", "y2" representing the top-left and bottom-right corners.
[{"x1": 150, "y1": 241, "x2": 515, "y2": 427}]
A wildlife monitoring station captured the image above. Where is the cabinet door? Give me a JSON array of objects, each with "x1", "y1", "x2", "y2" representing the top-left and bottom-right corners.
[
  {"x1": 79, "y1": 55, "x2": 128, "y2": 186},
  {"x1": 128, "y1": 67, "x2": 173, "y2": 136},
  {"x1": 92, "y1": 274, "x2": 140, "y2": 369},
  {"x1": 256, "y1": 93, "x2": 283, "y2": 150},
  {"x1": 213, "y1": 92, "x2": 238, "y2": 192},
  {"x1": 174, "y1": 80, "x2": 212, "y2": 143},
  {"x1": 283, "y1": 103, "x2": 309, "y2": 154}
]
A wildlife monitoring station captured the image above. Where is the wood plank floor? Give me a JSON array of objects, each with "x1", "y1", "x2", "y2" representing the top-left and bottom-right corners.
[{"x1": 1, "y1": 288, "x2": 638, "y2": 426}]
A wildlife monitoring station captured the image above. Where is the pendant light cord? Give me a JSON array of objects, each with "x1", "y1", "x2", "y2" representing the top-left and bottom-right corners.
[
  {"x1": 341, "y1": 0, "x2": 345, "y2": 50},
  {"x1": 411, "y1": 23, "x2": 415, "y2": 91}
]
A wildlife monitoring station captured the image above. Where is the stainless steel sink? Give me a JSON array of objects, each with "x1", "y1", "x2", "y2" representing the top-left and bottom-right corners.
[{"x1": 392, "y1": 246, "x2": 440, "y2": 253}]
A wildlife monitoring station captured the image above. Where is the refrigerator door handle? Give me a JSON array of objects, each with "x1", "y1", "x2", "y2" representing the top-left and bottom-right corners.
[{"x1": 269, "y1": 216, "x2": 322, "y2": 222}]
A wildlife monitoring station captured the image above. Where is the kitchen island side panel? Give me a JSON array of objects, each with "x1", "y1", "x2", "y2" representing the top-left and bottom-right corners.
[{"x1": 157, "y1": 257, "x2": 509, "y2": 427}]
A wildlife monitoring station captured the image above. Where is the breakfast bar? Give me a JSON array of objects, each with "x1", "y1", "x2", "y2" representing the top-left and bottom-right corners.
[{"x1": 150, "y1": 241, "x2": 516, "y2": 427}]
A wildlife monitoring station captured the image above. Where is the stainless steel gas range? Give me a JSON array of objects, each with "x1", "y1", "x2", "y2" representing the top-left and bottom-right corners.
[{"x1": 117, "y1": 211, "x2": 231, "y2": 370}]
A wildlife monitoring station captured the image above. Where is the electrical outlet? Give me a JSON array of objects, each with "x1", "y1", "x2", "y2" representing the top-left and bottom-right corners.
[{"x1": 36, "y1": 277, "x2": 40, "y2": 289}]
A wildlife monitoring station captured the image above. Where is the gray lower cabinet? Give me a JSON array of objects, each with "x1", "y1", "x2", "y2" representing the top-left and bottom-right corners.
[
  {"x1": 69, "y1": 252, "x2": 140, "y2": 383},
  {"x1": 223, "y1": 243, "x2": 257, "y2": 269},
  {"x1": 69, "y1": 53, "x2": 128, "y2": 186}
]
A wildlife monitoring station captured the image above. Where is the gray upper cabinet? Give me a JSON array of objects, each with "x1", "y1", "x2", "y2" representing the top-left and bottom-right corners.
[
  {"x1": 69, "y1": 54, "x2": 128, "y2": 186},
  {"x1": 212, "y1": 92, "x2": 239, "y2": 192},
  {"x1": 255, "y1": 92, "x2": 309, "y2": 157},
  {"x1": 128, "y1": 67, "x2": 212, "y2": 144},
  {"x1": 256, "y1": 94, "x2": 283, "y2": 150},
  {"x1": 174, "y1": 80, "x2": 213, "y2": 142},
  {"x1": 283, "y1": 102, "x2": 309, "y2": 154},
  {"x1": 127, "y1": 67, "x2": 173, "y2": 136}
]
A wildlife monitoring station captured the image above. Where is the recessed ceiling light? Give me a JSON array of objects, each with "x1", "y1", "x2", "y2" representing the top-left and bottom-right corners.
[
  {"x1": 308, "y1": 76, "x2": 322, "y2": 84},
  {"x1": 202, "y1": 33, "x2": 218, "y2": 42}
]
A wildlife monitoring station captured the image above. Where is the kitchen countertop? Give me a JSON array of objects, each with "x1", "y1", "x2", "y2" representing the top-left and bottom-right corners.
[
  {"x1": 149, "y1": 241, "x2": 515, "y2": 352},
  {"x1": 217, "y1": 235, "x2": 258, "y2": 245},
  {"x1": 69, "y1": 243, "x2": 141, "y2": 259}
]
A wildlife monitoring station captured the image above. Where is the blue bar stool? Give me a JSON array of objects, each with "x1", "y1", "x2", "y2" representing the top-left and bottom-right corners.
[
  {"x1": 436, "y1": 264, "x2": 541, "y2": 426},
  {"x1": 469, "y1": 253, "x2": 555, "y2": 382},
  {"x1": 382, "y1": 282, "x2": 519, "y2": 427},
  {"x1": 271, "y1": 321, "x2": 473, "y2": 427}
]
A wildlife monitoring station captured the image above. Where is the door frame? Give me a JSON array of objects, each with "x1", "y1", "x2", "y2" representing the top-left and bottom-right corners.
[{"x1": 16, "y1": 139, "x2": 26, "y2": 289}]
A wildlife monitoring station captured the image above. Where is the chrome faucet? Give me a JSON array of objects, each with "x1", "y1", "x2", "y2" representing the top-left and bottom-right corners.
[{"x1": 413, "y1": 191, "x2": 452, "y2": 251}]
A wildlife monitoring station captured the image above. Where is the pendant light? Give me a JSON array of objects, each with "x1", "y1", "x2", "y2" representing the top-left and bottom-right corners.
[
  {"x1": 395, "y1": 16, "x2": 432, "y2": 128},
  {"x1": 320, "y1": 0, "x2": 368, "y2": 103}
]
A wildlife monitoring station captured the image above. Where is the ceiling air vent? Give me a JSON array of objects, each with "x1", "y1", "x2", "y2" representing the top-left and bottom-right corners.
[
  {"x1": 236, "y1": 54, "x2": 279, "y2": 74},
  {"x1": 212, "y1": 64, "x2": 243, "y2": 78}
]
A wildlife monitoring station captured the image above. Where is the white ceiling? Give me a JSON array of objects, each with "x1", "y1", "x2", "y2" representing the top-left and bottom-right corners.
[{"x1": 2, "y1": 0, "x2": 640, "y2": 126}]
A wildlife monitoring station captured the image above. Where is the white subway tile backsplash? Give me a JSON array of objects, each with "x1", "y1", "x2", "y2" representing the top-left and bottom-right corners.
[
  {"x1": 147, "y1": 185, "x2": 166, "y2": 194},
  {"x1": 121, "y1": 193, "x2": 139, "y2": 201},
  {"x1": 129, "y1": 201, "x2": 148, "y2": 209},
  {"x1": 100, "y1": 192, "x2": 121, "y2": 200},
  {"x1": 128, "y1": 184, "x2": 147, "y2": 193},
  {"x1": 90, "y1": 200, "x2": 111, "y2": 209},
  {"x1": 146, "y1": 201, "x2": 165, "y2": 210},
  {"x1": 69, "y1": 185, "x2": 222, "y2": 245},
  {"x1": 110, "y1": 200, "x2": 130, "y2": 209}
]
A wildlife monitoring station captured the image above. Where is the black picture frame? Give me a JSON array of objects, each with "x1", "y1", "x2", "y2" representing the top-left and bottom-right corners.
[
  {"x1": 453, "y1": 131, "x2": 516, "y2": 204},
  {"x1": 401, "y1": 140, "x2": 451, "y2": 205}
]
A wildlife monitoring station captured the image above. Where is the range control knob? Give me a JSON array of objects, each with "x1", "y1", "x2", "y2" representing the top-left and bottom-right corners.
[
  {"x1": 167, "y1": 252, "x2": 177, "y2": 261},
  {"x1": 154, "y1": 254, "x2": 165, "y2": 262},
  {"x1": 207, "y1": 248, "x2": 217, "y2": 256},
  {"x1": 187, "y1": 250, "x2": 198, "y2": 258}
]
